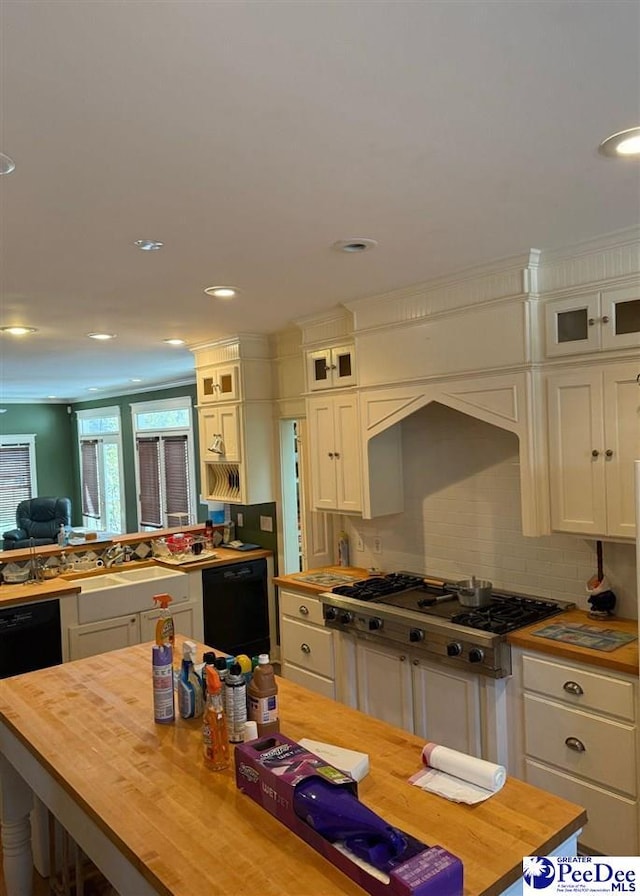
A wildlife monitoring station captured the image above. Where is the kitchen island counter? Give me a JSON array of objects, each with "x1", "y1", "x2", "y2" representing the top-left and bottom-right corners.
[{"x1": 0, "y1": 637, "x2": 585, "y2": 896}]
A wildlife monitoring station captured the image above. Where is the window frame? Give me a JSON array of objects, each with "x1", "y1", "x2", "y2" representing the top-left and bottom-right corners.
[
  {"x1": 130, "y1": 396, "x2": 197, "y2": 530},
  {"x1": 76, "y1": 406, "x2": 126, "y2": 533},
  {"x1": 0, "y1": 434, "x2": 37, "y2": 535}
]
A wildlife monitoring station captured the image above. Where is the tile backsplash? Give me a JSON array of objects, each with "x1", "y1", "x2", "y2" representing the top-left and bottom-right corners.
[{"x1": 342, "y1": 403, "x2": 637, "y2": 619}]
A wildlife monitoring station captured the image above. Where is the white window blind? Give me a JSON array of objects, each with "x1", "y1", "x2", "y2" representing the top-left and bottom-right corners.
[
  {"x1": 136, "y1": 434, "x2": 191, "y2": 529},
  {"x1": 80, "y1": 439, "x2": 101, "y2": 519},
  {"x1": 0, "y1": 437, "x2": 36, "y2": 534}
]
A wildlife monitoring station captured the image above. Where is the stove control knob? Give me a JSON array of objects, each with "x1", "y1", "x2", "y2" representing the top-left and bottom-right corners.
[
  {"x1": 324, "y1": 607, "x2": 338, "y2": 622},
  {"x1": 368, "y1": 617, "x2": 383, "y2": 631},
  {"x1": 468, "y1": 647, "x2": 484, "y2": 664},
  {"x1": 339, "y1": 611, "x2": 353, "y2": 624},
  {"x1": 446, "y1": 642, "x2": 462, "y2": 657},
  {"x1": 409, "y1": 628, "x2": 424, "y2": 643}
]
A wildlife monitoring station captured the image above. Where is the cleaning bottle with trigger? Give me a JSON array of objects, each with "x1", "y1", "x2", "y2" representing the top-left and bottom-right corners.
[
  {"x1": 202, "y1": 666, "x2": 230, "y2": 770},
  {"x1": 178, "y1": 640, "x2": 204, "y2": 719},
  {"x1": 153, "y1": 593, "x2": 175, "y2": 649}
]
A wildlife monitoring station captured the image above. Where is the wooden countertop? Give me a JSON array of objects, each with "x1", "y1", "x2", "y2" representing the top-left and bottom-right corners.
[
  {"x1": 273, "y1": 565, "x2": 373, "y2": 595},
  {"x1": 508, "y1": 608, "x2": 638, "y2": 677},
  {"x1": 0, "y1": 577, "x2": 80, "y2": 608},
  {"x1": 155, "y1": 545, "x2": 271, "y2": 571},
  {"x1": 0, "y1": 636, "x2": 585, "y2": 896}
]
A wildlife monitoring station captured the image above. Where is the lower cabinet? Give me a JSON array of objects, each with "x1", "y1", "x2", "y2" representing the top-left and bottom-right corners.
[
  {"x1": 68, "y1": 600, "x2": 199, "y2": 661},
  {"x1": 354, "y1": 638, "x2": 482, "y2": 757},
  {"x1": 514, "y1": 648, "x2": 639, "y2": 856},
  {"x1": 279, "y1": 589, "x2": 336, "y2": 699}
]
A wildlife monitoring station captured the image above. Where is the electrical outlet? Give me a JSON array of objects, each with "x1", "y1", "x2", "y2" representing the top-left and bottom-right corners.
[
  {"x1": 259, "y1": 515, "x2": 273, "y2": 533},
  {"x1": 373, "y1": 536, "x2": 382, "y2": 554},
  {"x1": 236, "y1": 512, "x2": 244, "y2": 527},
  {"x1": 355, "y1": 531, "x2": 364, "y2": 552}
]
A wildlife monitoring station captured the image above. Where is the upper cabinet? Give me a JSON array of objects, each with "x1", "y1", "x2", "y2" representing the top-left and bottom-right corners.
[
  {"x1": 547, "y1": 361, "x2": 639, "y2": 539},
  {"x1": 197, "y1": 363, "x2": 240, "y2": 403},
  {"x1": 545, "y1": 286, "x2": 640, "y2": 358},
  {"x1": 306, "y1": 343, "x2": 356, "y2": 391},
  {"x1": 193, "y1": 336, "x2": 274, "y2": 506},
  {"x1": 307, "y1": 393, "x2": 362, "y2": 513}
]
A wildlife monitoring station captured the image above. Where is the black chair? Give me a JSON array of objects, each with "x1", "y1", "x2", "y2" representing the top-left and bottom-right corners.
[{"x1": 2, "y1": 497, "x2": 72, "y2": 550}]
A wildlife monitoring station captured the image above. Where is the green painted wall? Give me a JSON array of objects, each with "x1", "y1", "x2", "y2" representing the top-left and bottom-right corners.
[{"x1": 0, "y1": 404, "x2": 78, "y2": 522}]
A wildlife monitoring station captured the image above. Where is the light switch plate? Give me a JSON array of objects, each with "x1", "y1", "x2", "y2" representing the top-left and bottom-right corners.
[{"x1": 259, "y1": 515, "x2": 273, "y2": 532}]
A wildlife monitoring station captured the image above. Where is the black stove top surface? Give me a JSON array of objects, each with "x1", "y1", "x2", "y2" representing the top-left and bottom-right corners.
[{"x1": 331, "y1": 573, "x2": 571, "y2": 635}]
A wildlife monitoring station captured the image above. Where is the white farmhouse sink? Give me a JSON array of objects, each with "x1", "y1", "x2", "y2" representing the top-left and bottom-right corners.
[{"x1": 75, "y1": 566, "x2": 188, "y2": 624}]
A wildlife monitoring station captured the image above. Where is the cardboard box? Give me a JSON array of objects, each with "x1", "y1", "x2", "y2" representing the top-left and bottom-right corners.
[{"x1": 235, "y1": 733, "x2": 463, "y2": 896}]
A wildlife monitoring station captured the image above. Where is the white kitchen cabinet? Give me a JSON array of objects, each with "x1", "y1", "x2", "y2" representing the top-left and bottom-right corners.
[
  {"x1": 197, "y1": 363, "x2": 239, "y2": 404},
  {"x1": 307, "y1": 343, "x2": 356, "y2": 391},
  {"x1": 279, "y1": 589, "x2": 336, "y2": 699},
  {"x1": 307, "y1": 393, "x2": 362, "y2": 513},
  {"x1": 195, "y1": 338, "x2": 274, "y2": 506},
  {"x1": 199, "y1": 404, "x2": 240, "y2": 463},
  {"x1": 547, "y1": 361, "x2": 639, "y2": 538},
  {"x1": 68, "y1": 613, "x2": 140, "y2": 660},
  {"x1": 545, "y1": 285, "x2": 640, "y2": 357},
  {"x1": 516, "y1": 649, "x2": 639, "y2": 856},
  {"x1": 355, "y1": 638, "x2": 482, "y2": 757}
]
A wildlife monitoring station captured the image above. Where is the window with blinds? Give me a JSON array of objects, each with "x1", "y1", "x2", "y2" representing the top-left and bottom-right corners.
[
  {"x1": 136, "y1": 434, "x2": 191, "y2": 529},
  {"x1": 0, "y1": 436, "x2": 37, "y2": 535},
  {"x1": 80, "y1": 439, "x2": 101, "y2": 519}
]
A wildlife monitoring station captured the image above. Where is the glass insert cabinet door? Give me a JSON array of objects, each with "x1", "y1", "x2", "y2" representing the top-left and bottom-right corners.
[
  {"x1": 307, "y1": 344, "x2": 356, "y2": 390},
  {"x1": 545, "y1": 287, "x2": 640, "y2": 357}
]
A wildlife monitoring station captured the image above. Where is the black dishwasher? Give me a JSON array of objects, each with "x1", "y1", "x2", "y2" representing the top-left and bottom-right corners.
[
  {"x1": 202, "y1": 558, "x2": 270, "y2": 657},
  {"x1": 0, "y1": 599, "x2": 63, "y2": 678}
]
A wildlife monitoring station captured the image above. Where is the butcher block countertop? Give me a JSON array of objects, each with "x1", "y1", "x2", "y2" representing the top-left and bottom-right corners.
[
  {"x1": 507, "y1": 608, "x2": 638, "y2": 677},
  {"x1": 273, "y1": 565, "x2": 373, "y2": 595},
  {"x1": 0, "y1": 636, "x2": 585, "y2": 896},
  {"x1": 0, "y1": 577, "x2": 80, "y2": 609}
]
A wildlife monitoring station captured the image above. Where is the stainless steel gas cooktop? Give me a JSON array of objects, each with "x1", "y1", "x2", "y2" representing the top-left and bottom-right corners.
[{"x1": 320, "y1": 571, "x2": 574, "y2": 678}]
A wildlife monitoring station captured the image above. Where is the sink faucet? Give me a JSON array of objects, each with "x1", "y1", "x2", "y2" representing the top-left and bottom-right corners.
[{"x1": 104, "y1": 545, "x2": 125, "y2": 567}]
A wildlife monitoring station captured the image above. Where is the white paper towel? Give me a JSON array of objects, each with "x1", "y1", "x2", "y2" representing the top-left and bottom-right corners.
[{"x1": 409, "y1": 743, "x2": 506, "y2": 804}]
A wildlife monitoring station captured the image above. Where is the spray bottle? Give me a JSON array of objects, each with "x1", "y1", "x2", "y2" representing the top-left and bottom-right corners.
[
  {"x1": 153, "y1": 594, "x2": 175, "y2": 648},
  {"x1": 178, "y1": 640, "x2": 204, "y2": 719},
  {"x1": 202, "y1": 666, "x2": 230, "y2": 770},
  {"x1": 224, "y1": 662, "x2": 247, "y2": 743}
]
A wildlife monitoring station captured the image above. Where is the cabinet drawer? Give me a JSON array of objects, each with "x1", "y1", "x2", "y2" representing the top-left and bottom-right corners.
[
  {"x1": 280, "y1": 617, "x2": 334, "y2": 678},
  {"x1": 524, "y1": 694, "x2": 636, "y2": 796},
  {"x1": 282, "y1": 662, "x2": 336, "y2": 700},
  {"x1": 280, "y1": 590, "x2": 325, "y2": 626},
  {"x1": 523, "y1": 654, "x2": 635, "y2": 721},
  {"x1": 526, "y1": 759, "x2": 638, "y2": 856}
]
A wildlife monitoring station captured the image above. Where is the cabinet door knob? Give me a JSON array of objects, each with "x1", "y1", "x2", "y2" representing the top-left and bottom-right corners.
[
  {"x1": 565, "y1": 736, "x2": 586, "y2": 753},
  {"x1": 334, "y1": 452, "x2": 340, "y2": 459},
  {"x1": 299, "y1": 605, "x2": 309, "y2": 616},
  {"x1": 601, "y1": 315, "x2": 610, "y2": 324},
  {"x1": 605, "y1": 449, "x2": 613, "y2": 458},
  {"x1": 563, "y1": 680, "x2": 584, "y2": 696},
  {"x1": 399, "y1": 655, "x2": 406, "y2": 662},
  {"x1": 300, "y1": 643, "x2": 311, "y2": 654},
  {"x1": 328, "y1": 452, "x2": 334, "y2": 458},
  {"x1": 591, "y1": 449, "x2": 600, "y2": 458},
  {"x1": 412, "y1": 658, "x2": 419, "y2": 666}
]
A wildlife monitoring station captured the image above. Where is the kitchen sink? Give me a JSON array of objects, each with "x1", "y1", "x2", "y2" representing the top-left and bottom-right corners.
[{"x1": 73, "y1": 565, "x2": 188, "y2": 624}]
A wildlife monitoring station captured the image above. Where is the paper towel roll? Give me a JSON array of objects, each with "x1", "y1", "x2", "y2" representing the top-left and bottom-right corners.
[{"x1": 422, "y1": 743, "x2": 506, "y2": 792}]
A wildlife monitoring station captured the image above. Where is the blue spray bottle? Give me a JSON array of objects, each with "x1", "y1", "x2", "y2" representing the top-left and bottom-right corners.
[{"x1": 178, "y1": 640, "x2": 204, "y2": 719}]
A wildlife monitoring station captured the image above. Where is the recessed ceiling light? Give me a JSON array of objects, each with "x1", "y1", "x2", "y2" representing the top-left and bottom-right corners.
[
  {"x1": 88, "y1": 387, "x2": 100, "y2": 392},
  {"x1": 163, "y1": 338, "x2": 186, "y2": 346},
  {"x1": 204, "y1": 286, "x2": 238, "y2": 299},
  {"x1": 0, "y1": 326, "x2": 37, "y2": 336},
  {"x1": 48, "y1": 395, "x2": 57, "y2": 399},
  {"x1": 134, "y1": 239, "x2": 164, "y2": 251},
  {"x1": 87, "y1": 333, "x2": 117, "y2": 340},
  {"x1": 598, "y1": 127, "x2": 640, "y2": 158},
  {"x1": 130, "y1": 378, "x2": 143, "y2": 383},
  {"x1": 331, "y1": 238, "x2": 378, "y2": 253},
  {"x1": 0, "y1": 153, "x2": 16, "y2": 175}
]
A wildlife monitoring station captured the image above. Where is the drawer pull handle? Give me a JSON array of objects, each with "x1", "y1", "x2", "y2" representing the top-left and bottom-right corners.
[
  {"x1": 300, "y1": 643, "x2": 311, "y2": 654},
  {"x1": 563, "y1": 680, "x2": 584, "y2": 696},
  {"x1": 299, "y1": 605, "x2": 310, "y2": 616},
  {"x1": 565, "y1": 736, "x2": 586, "y2": 753}
]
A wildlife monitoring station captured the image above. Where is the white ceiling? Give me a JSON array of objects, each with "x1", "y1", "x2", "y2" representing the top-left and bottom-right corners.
[{"x1": 1, "y1": 0, "x2": 639, "y2": 403}]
